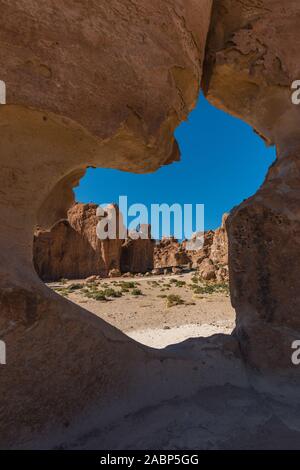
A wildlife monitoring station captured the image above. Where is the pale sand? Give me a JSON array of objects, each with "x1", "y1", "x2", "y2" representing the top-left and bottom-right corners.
[
  {"x1": 49, "y1": 272, "x2": 235, "y2": 347},
  {"x1": 48, "y1": 274, "x2": 300, "y2": 450},
  {"x1": 127, "y1": 321, "x2": 234, "y2": 348}
]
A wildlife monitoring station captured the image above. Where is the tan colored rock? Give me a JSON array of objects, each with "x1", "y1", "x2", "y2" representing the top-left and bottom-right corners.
[
  {"x1": 85, "y1": 275, "x2": 98, "y2": 284},
  {"x1": 183, "y1": 230, "x2": 214, "y2": 268},
  {"x1": 34, "y1": 211, "x2": 155, "y2": 279},
  {"x1": 205, "y1": 0, "x2": 300, "y2": 371},
  {"x1": 216, "y1": 266, "x2": 229, "y2": 283},
  {"x1": 198, "y1": 258, "x2": 216, "y2": 281},
  {"x1": 204, "y1": 0, "x2": 300, "y2": 153},
  {"x1": 210, "y1": 214, "x2": 229, "y2": 267},
  {"x1": 0, "y1": 1, "x2": 213, "y2": 447},
  {"x1": 120, "y1": 225, "x2": 155, "y2": 274},
  {"x1": 154, "y1": 237, "x2": 191, "y2": 269},
  {"x1": 153, "y1": 224, "x2": 229, "y2": 282},
  {"x1": 207, "y1": 214, "x2": 229, "y2": 282},
  {"x1": 34, "y1": 203, "x2": 123, "y2": 280},
  {"x1": 152, "y1": 268, "x2": 163, "y2": 276},
  {"x1": 172, "y1": 266, "x2": 182, "y2": 275},
  {"x1": 33, "y1": 219, "x2": 99, "y2": 282},
  {"x1": 7, "y1": 0, "x2": 300, "y2": 448},
  {"x1": 108, "y1": 268, "x2": 122, "y2": 278}
]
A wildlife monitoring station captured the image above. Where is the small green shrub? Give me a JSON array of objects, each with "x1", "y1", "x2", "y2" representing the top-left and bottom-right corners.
[
  {"x1": 192, "y1": 283, "x2": 229, "y2": 295},
  {"x1": 55, "y1": 288, "x2": 71, "y2": 297},
  {"x1": 131, "y1": 288, "x2": 143, "y2": 296},
  {"x1": 166, "y1": 294, "x2": 184, "y2": 308},
  {"x1": 175, "y1": 280, "x2": 186, "y2": 287},
  {"x1": 119, "y1": 281, "x2": 137, "y2": 289},
  {"x1": 93, "y1": 292, "x2": 108, "y2": 301},
  {"x1": 103, "y1": 288, "x2": 122, "y2": 298}
]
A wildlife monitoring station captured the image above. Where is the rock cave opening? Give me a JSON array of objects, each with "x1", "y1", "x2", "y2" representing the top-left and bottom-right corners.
[
  {"x1": 3, "y1": 0, "x2": 300, "y2": 450},
  {"x1": 32, "y1": 94, "x2": 276, "y2": 350}
]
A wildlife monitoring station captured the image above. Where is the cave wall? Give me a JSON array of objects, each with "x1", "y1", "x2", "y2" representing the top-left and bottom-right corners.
[
  {"x1": 203, "y1": 0, "x2": 300, "y2": 370},
  {"x1": 0, "y1": 0, "x2": 213, "y2": 447},
  {"x1": 1, "y1": 0, "x2": 300, "y2": 448}
]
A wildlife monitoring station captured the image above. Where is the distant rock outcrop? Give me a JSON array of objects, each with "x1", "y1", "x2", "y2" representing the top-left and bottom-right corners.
[
  {"x1": 120, "y1": 225, "x2": 155, "y2": 274},
  {"x1": 154, "y1": 237, "x2": 191, "y2": 270},
  {"x1": 34, "y1": 203, "x2": 123, "y2": 281},
  {"x1": 34, "y1": 218, "x2": 102, "y2": 281},
  {"x1": 34, "y1": 203, "x2": 155, "y2": 280},
  {"x1": 153, "y1": 216, "x2": 229, "y2": 281},
  {"x1": 34, "y1": 204, "x2": 229, "y2": 282}
]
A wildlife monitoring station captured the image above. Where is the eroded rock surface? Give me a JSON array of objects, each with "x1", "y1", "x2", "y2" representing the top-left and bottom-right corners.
[
  {"x1": 154, "y1": 237, "x2": 191, "y2": 270},
  {"x1": 34, "y1": 205, "x2": 155, "y2": 280},
  {"x1": 0, "y1": 0, "x2": 213, "y2": 448},
  {"x1": 2, "y1": 0, "x2": 300, "y2": 450},
  {"x1": 34, "y1": 203, "x2": 124, "y2": 280},
  {"x1": 204, "y1": 0, "x2": 300, "y2": 372},
  {"x1": 120, "y1": 225, "x2": 155, "y2": 274},
  {"x1": 154, "y1": 222, "x2": 229, "y2": 282},
  {"x1": 34, "y1": 205, "x2": 228, "y2": 281}
]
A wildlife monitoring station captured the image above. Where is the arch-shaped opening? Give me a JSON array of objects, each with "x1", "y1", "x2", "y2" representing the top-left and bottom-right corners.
[
  {"x1": 3, "y1": 0, "x2": 300, "y2": 452},
  {"x1": 33, "y1": 94, "x2": 276, "y2": 349}
]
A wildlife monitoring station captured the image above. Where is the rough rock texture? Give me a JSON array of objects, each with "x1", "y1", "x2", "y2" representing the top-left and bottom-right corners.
[
  {"x1": 154, "y1": 237, "x2": 191, "y2": 269},
  {"x1": 204, "y1": 0, "x2": 300, "y2": 152},
  {"x1": 204, "y1": 0, "x2": 300, "y2": 370},
  {"x1": 34, "y1": 207, "x2": 155, "y2": 280},
  {"x1": 2, "y1": 0, "x2": 300, "y2": 450},
  {"x1": 34, "y1": 203, "x2": 123, "y2": 280},
  {"x1": 69, "y1": 202, "x2": 124, "y2": 275},
  {"x1": 154, "y1": 222, "x2": 229, "y2": 282},
  {"x1": 34, "y1": 208, "x2": 229, "y2": 280},
  {"x1": 0, "y1": 0, "x2": 213, "y2": 448},
  {"x1": 120, "y1": 225, "x2": 155, "y2": 274},
  {"x1": 34, "y1": 219, "x2": 101, "y2": 281},
  {"x1": 228, "y1": 157, "x2": 300, "y2": 370},
  {"x1": 0, "y1": 0, "x2": 212, "y2": 174},
  {"x1": 209, "y1": 213, "x2": 229, "y2": 281},
  {"x1": 183, "y1": 230, "x2": 215, "y2": 268}
]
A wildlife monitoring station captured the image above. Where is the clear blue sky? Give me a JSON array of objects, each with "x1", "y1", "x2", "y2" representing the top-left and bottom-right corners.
[{"x1": 75, "y1": 93, "x2": 276, "y2": 235}]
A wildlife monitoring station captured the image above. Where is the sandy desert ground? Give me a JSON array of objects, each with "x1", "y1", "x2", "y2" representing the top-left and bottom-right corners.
[
  {"x1": 48, "y1": 272, "x2": 235, "y2": 348},
  {"x1": 45, "y1": 273, "x2": 300, "y2": 450}
]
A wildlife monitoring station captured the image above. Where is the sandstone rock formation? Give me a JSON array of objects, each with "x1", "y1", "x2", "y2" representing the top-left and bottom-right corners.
[
  {"x1": 1, "y1": 0, "x2": 300, "y2": 449},
  {"x1": 34, "y1": 205, "x2": 228, "y2": 281},
  {"x1": 0, "y1": 0, "x2": 213, "y2": 447},
  {"x1": 204, "y1": 0, "x2": 300, "y2": 370},
  {"x1": 120, "y1": 225, "x2": 155, "y2": 274},
  {"x1": 154, "y1": 221, "x2": 229, "y2": 282},
  {"x1": 34, "y1": 205, "x2": 155, "y2": 280},
  {"x1": 154, "y1": 236, "x2": 191, "y2": 270},
  {"x1": 34, "y1": 203, "x2": 123, "y2": 280},
  {"x1": 183, "y1": 230, "x2": 215, "y2": 268},
  {"x1": 34, "y1": 219, "x2": 101, "y2": 281}
]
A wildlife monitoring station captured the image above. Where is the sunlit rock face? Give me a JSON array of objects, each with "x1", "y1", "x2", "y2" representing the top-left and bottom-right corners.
[
  {"x1": 0, "y1": 0, "x2": 212, "y2": 173},
  {"x1": 203, "y1": 0, "x2": 300, "y2": 152},
  {"x1": 0, "y1": 1, "x2": 213, "y2": 448},
  {"x1": 34, "y1": 204, "x2": 154, "y2": 280},
  {"x1": 204, "y1": 0, "x2": 300, "y2": 372},
  {"x1": 154, "y1": 237, "x2": 191, "y2": 269},
  {"x1": 34, "y1": 203, "x2": 124, "y2": 281},
  {"x1": 228, "y1": 155, "x2": 300, "y2": 371},
  {"x1": 3, "y1": 0, "x2": 300, "y2": 449},
  {"x1": 121, "y1": 225, "x2": 155, "y2": 274}
]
